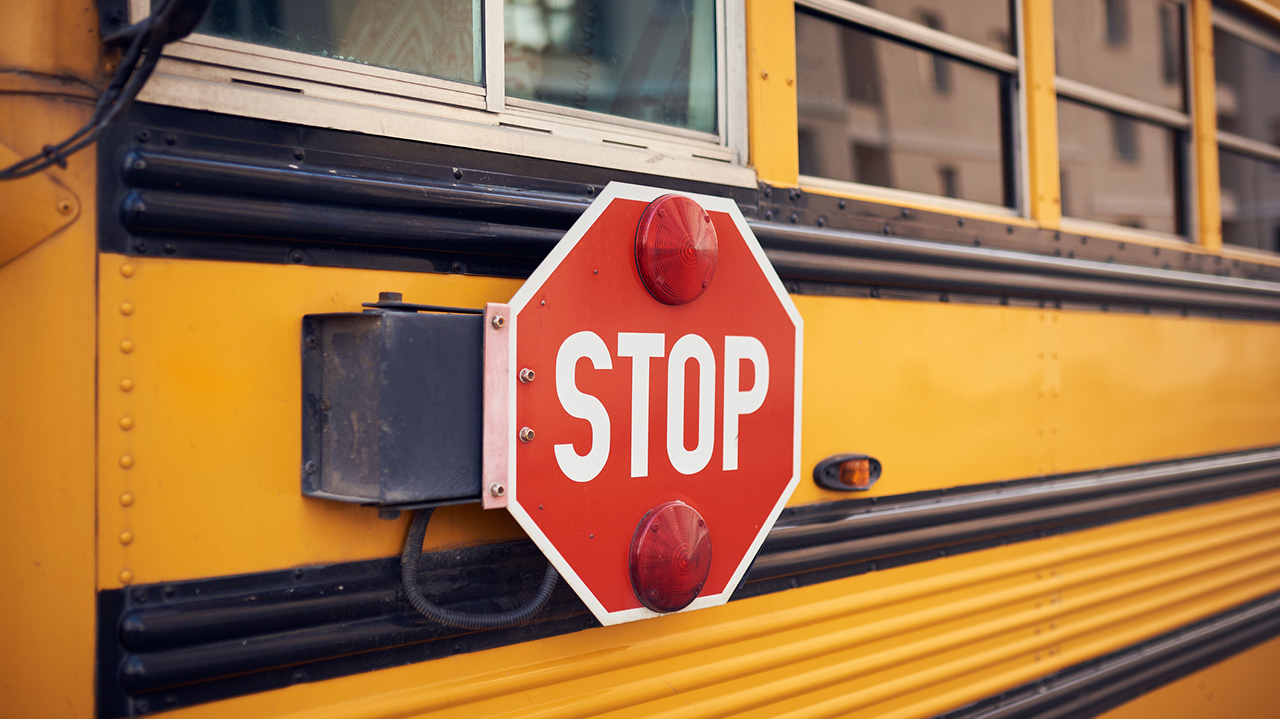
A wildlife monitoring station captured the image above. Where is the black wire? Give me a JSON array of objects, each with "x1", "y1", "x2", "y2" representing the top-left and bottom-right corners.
[
  {"x1": 0, "y1": 0, "x2": 184, "y2": 180},
  {"x1": 400, "y1": 509, "x2": 560, "y2": 631}
]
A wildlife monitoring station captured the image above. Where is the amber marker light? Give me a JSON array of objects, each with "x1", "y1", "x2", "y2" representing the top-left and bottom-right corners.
[
  {"x1": 629, "y1": 501, "x2": 713, "y2": 613},
  {"x1": 634, "y1": 194, "x2": 718, "y2": 305},
  {"x1": 813, "y1": 454, "x2": 884, "y2": 492}
]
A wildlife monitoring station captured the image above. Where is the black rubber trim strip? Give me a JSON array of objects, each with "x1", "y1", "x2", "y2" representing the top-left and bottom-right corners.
[
  {"x1": 934, "y1": 592, "x2": 1280, "y2": 719},
  {"x1": 99, "y1": 104, "x2": 1280, "y2": 320},
  {"x1": 96, "y1": 446, "x2": 1280, "y2": 716}
]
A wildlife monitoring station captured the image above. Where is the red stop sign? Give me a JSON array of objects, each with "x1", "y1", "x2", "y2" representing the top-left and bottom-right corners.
[{"x1": 483, "y1": 183, "x2": 802, "y2": 625}]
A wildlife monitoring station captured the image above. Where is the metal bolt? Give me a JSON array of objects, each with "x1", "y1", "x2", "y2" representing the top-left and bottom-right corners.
[
  {"x1": 56, "y1": 200, "x2": 73, "y2": 215},
  {"x1": 164, "y1": 134, "x2": 176, "y2": 146},
  {"x1": 120, "y1": 339, "x2": 134, "y2": 354},
  {"x1": 519, "y1": 427, "x2": 535, "y2": 442},
  {"x1": 163, "y1": 243, "x2": 176, "y2": 255},
  {"x1": 452, "y1": 167, "x2": 463, "y2": 179},
  {"x1": 120, "y1": 416, "x2": 133, "y2": 430},
  {"x1": 121, "y1": 264, "x2": 135, "y2": 278},
  {"x1": 120, "y1": 302, "x2": 134, "y2": 316},
  {"x1": 120, "y1": 569, "x2": 134, "y2": 584},
  {"x1": 120, "y1": 531, "x2": 133, "y2": 545},
  {"x1": 137, "y1": 130, "x2": 150, "y2": 142},
  {"x1": 519, "y1": 368, "x2": 535, "y2": 383},
  {"x1": 120, "y1": 492, "x2": 134, "y2": 507},
  {"x1": 290, "y1": 250, "x2": 305, "y2": 264},
  {"x1": 120, "y1": 455, "x2": 134, "y2": 469},
  {"x1": 120, "y1": 378, "x2": 134, "y2": 392},
  {"x1": 305, "y1": 335, "x2": 317, "y2": 350},
  {"x1": 304, "y1": 461, "x2": 318, "y2": 475},
  {"x1": 489, "y1": 483, "x2": 506, "y2": 497},
  {"x1": 491, "y1": 314, "x2": 506, "y2": 329},
  {"x1": 293, "y1": 148, "x2": 305, "y2": 161}
]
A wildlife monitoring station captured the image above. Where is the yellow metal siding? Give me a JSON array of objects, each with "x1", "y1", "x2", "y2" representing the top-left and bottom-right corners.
[
  {"x1": 96, "y1": 257, "x2": 1280, "y2": 588},
  {"x1": 0, "y1": 2, "x2": 102, "y2": 717},
  {"x1": 155, "y1": 488, "x2": 1280, "y2": 719},
  {"x1": 1097, "y1": 633, "x2": 1280, "y2": 719}
]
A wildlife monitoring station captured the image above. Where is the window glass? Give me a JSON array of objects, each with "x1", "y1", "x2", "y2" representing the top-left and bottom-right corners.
[
  {"x1": 1214, "y1": 27, "x2": 1280, "y2": 147},
  {"x1": 1220, "y1": 150, "x2": 1280, "y2": 252},
  {"x1": 851, "y1": 0, "x2": 1014, "y2": 53},
  {"x1": 795, "y1": 11, "x2": 1012, "y2": 207},
  {"x1": 1054, "y1": 0, "x2": 1186, "y2": 111},
  {"x1": 504, "y1": 0, "x2": 718, "y2": 134},
  {"x1": 1057, "y1": 98, "x2": 1182, "y2": 233},
  {"x1": 192, "y1": 0, "x2": 483, "y2": 84}
]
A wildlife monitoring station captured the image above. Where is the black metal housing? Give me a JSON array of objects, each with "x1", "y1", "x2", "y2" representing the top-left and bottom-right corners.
[{"x1": 301, "y1": 307, "x2": 484, "y2": 507}]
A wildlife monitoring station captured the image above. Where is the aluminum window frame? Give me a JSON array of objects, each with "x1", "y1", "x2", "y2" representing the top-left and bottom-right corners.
[
  {"x1": 128, "y1": 0, "x2": 752, "y2": 184},
  {"x1": 794, "y1": 0, "x2": 1029, "y2": 217}
]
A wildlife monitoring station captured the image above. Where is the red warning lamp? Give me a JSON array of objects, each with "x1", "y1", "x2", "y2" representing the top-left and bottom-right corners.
[
  {"x1": 634, "y1": 194, "x2": 718, "y2": 305},
  {"x1": 629, "y1": 501, "x2": 713, "y2": 613}
]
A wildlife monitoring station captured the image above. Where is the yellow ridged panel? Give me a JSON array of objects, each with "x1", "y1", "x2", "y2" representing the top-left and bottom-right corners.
[
  {"x1": 97, "y1": 258, "x2": 1280, "y2": 585},
  {"x1": 159, "y1": 489, "x2": 1280, "y2": 719},
  {"x1": 1021, "y1": 0, "x2": 1062, "y2": 227},
  {"x1": 1098, "y1": 634, "x2": 1280, "y2": 719},
  {"x1": 746, "y1": 0, "x2": 799, "y2": 187},
  {"x1": 0, "y1": 2, "x2": 102, "y2": 717}
]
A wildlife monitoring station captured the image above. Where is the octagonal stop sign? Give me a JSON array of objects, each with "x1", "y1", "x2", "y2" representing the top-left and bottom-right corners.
[{"x1": 482, "y1": 183, "x2": 803, "y2": 625}]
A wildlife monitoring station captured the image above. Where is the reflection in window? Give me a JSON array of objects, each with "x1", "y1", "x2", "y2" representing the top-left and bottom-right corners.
[
  {"x1": 1112, "y1": 115, "x2": 1139, "y2": 162},
  {"x1": 1214, "y1": 26, "x2": 1280, "y2": 147},
  {"x1": 193, "y1": 0, "x2": 483, "y2": 84},
  {"x1": 504, "y1": 0, "x2": 718, "y2": 134},
  {"x1": 1055, "y1": 0, "x2": 1185, "y2": 111},
  {"x1": 795, "y1": 10, "x2": 1012, "y2": 207},
  {"x1": 851, "y1": 0, "x2": 1013, "y2": 52},
  {"x1": 1220, "y1": 150, "x2": 1280, "y2": 252},
  {"x1": 920, "y1": 12, "x2": 951, "y2": 94},
  {"x1": 1105, "y1": 0, "x2": 1129, "y2": 46},
  {"x1": 1058, "y1": 99, "x2": 1182, "y2": 233}
]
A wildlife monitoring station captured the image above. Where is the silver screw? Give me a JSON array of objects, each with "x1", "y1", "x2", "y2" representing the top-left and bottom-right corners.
[
  {"x1": 519, "y1": 427, "x2": 535, "y2": 442},
  {"x1": 489, "y1": 483, "x2": 506, "y2": 497},
  {"x1": 491, "y1": 314, "x2": 506, "y2": 329},
  {"x1": 519, "y1": 368, "x2": 535, "y2": 383}
]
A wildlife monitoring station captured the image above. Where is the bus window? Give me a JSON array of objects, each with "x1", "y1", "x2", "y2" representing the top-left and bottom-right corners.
[
  {"x1": 1214, "y1": 5, "x2": 1280, "y2": 253},
  {"x1": 191, "y1": 0, "x2": 483, "y2": 84},
  {"x1": 1053, "y1": 0, "x2": 1190, "y2": 237},
  {"x1": 505, "y1": 0, "x2": 718, "y2": 134},
  {"x1": 794, "y1": 1, "x2": 1018, "y2": 210}
]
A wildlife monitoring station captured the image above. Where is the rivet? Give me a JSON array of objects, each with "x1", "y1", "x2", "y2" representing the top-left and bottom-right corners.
[
  {"x1": 120, "y1": 492, "x2": 134, "y2": 507},
  {"x1": 120, "y1": 416, "x2": 133, "y2": 430},
  {"x1": 56, "y1": 199, "x2": 73, "y2": 215},
  {"x1": 489, "y1": 483, "x2": 506, "y2": 497},
  {"x1": 120, "y1": 455, "x2": 134, "y2": 469},
  {"x1": 761, "y1": 70, "x2": 769, "y2": 79},
  {"x1": 120, "y1": 378, "x2": 134, "y2": 392},
  {"x1": 785, "y1": 76, "x2": 794, "y2": 86},
  {"x1": 121, "y1": 264, "x2": 135, "y2": 278},
  {"x1": 120, "y1": 302, "x2": 134, "y2": 316},
  {"x1": 120, "y1": 570, "x2": 134, "y2": 584},
  {"x1": 519, "y1": 368, "x2": 536, "y2": 383},
  {"x1": 304, "y1": 461, "x2": 318, "y2": 475},
  {"x1": 519, "y1": 427, "x2": 535, "y2": 442},
  {"x1": 491, "y1": 315, "x2": 506, "y2": 329},
  {"x1": 120, "y1": 531, "x2": 134, "y2": 545},
  {"x1": 120, "y1": 339, "x2": 134, "y2": 354}
]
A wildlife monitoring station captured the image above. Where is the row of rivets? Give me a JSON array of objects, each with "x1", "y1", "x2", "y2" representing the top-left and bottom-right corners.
[{"x1": 119, "y1": 264, "x2": 135, "y2": 585}]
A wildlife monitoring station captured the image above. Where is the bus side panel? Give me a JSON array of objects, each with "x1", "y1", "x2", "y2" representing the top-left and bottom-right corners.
[
  {"x1": 1097, "y1": 633, "x2": 1280, "y2": 719},
  {"x1": 0, "y1": 2, "x2": 102, "y2": 716}
]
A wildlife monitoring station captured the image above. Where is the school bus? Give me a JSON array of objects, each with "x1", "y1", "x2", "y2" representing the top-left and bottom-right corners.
[{"x1": 5, "y1": 0, "x2": 1280, "y2": 717}]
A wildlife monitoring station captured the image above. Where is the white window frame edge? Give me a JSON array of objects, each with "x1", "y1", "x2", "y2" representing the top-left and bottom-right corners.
[
  {"x1": 130, "y1": 0, "x2": 754, "y2": 187},
  {"x1": 794, "y1": 0, "x2": 1025, "y2": 218}
]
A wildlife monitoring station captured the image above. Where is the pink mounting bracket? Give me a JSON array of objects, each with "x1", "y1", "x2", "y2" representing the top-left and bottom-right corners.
[{"x1": 482, "y1": 302, "x2": 512, "y2": 510}]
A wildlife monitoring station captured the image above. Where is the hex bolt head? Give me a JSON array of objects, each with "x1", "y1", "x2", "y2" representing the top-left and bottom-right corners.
[
  {"x1": 491, "y1": 314, "x2": 506, "y2": 329},
  {"x1": 489, "y1": 483, "x2": 507, "y2": 497},
  {"x1": 519, "y1": 368, "x2": 535, "y2": 383},
  {"x1": 519, "y1": 427, "x2": 535, "y2": 442}
]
